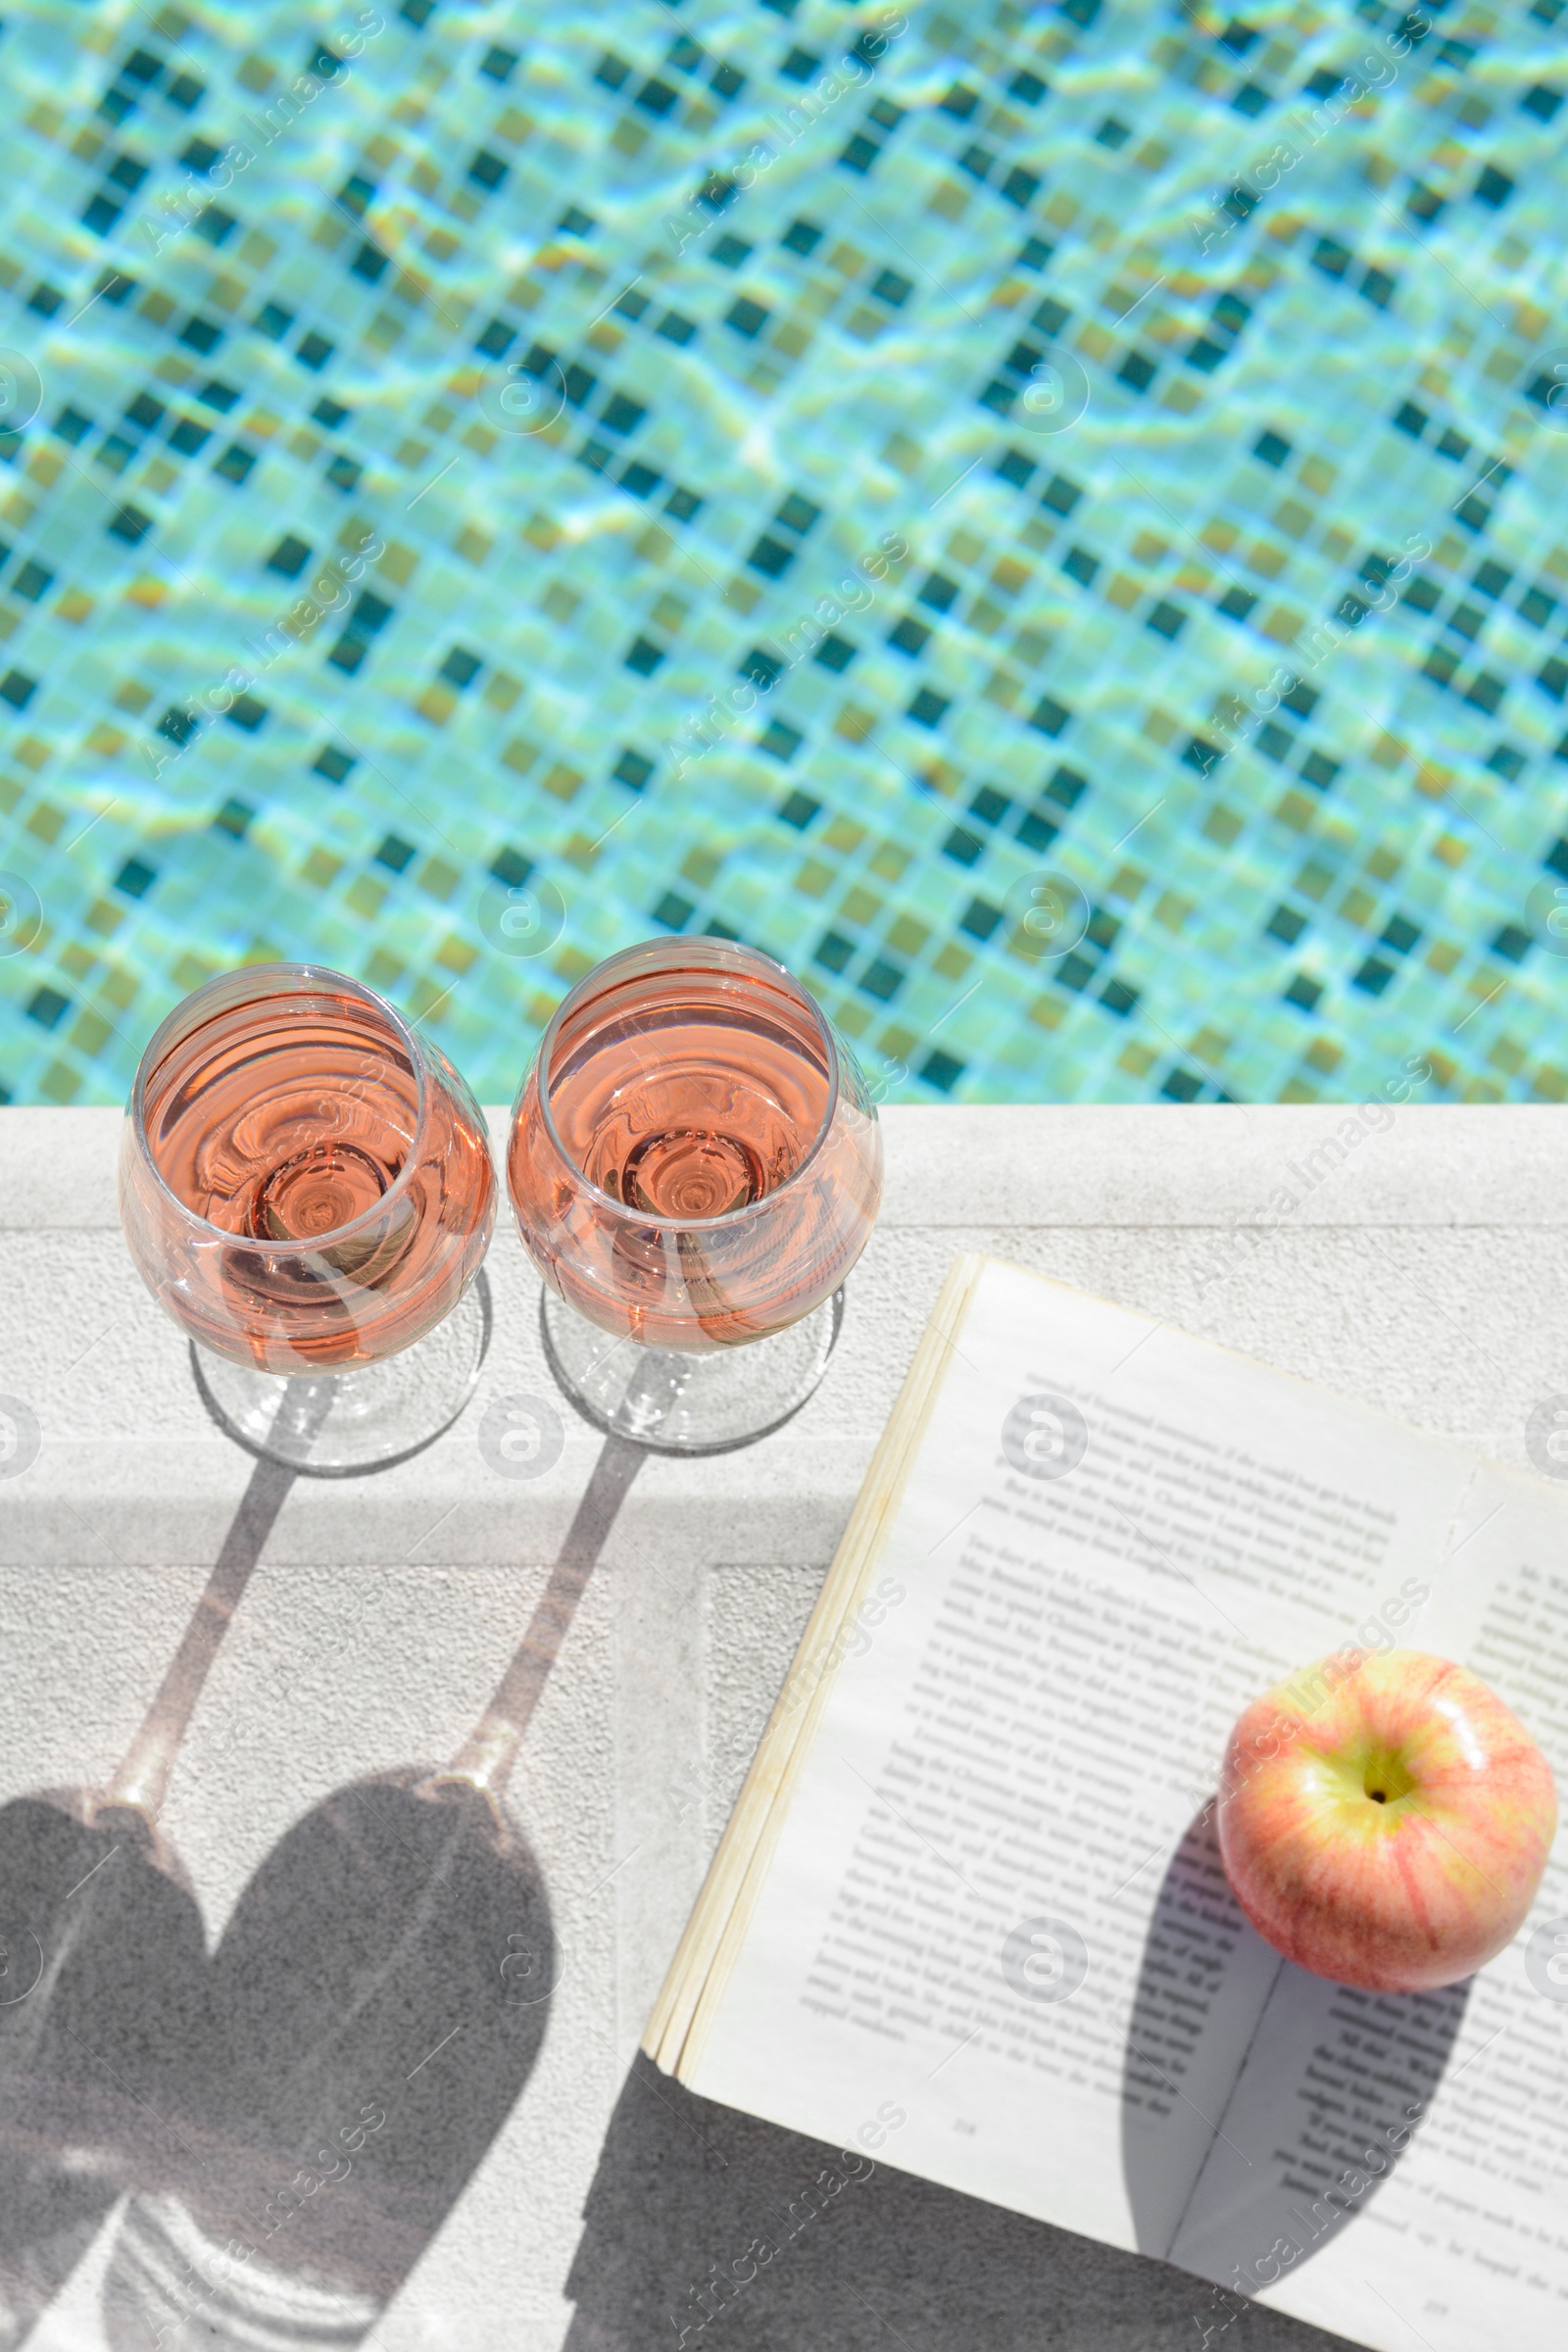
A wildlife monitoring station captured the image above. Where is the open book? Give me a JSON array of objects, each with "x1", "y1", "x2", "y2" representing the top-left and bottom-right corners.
[{"x1": 646, "y1": 1255, "x2": 1568, "y2": 2352}]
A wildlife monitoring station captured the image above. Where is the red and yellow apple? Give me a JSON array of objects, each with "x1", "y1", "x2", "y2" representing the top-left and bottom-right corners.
[{"x1": 1216, "y1": 1648, "x2": 1557, "y2": 1991}]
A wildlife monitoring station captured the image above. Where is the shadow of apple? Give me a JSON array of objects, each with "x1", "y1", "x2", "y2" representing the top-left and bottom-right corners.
[{"x1": 1120, "y1": 1805, "x2": 1470, "y2": 2271}]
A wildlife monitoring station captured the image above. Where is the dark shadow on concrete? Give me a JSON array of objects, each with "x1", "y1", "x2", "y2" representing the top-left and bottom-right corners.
[
  {"x1": 0, "y1": 1421, "x2": 644, "y2": 2349},
  {"x1": 91, "y1": 1431, "x2": 645, "y2": 2350},
  {"x1": 0, "y1": 1430, "x2": 311, "y2": 2350},
  {"x1": 562, "y1": 2050, "x2": 1368, "y2": 2352},
  {"x1": 100, "y1": 1770, "x2": 557, "y2": 2348},
  {"x1": 0, "y1": 1798, "x2": 210, "y2": 2350}
]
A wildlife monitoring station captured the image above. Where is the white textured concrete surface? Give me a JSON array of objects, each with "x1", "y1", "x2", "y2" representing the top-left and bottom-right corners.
[{"x1": 0, "y1": 1103, "x2": 1562, "y2": 2352}]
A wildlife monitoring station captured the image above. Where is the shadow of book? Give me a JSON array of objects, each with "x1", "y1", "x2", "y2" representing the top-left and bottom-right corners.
[
  {"x1": 561, "y1": 2051, "x2": 1362, "y2": 2352},
  {"x1": 1120, "y1": 1807, "x2": 1472, "y2": 2288}
]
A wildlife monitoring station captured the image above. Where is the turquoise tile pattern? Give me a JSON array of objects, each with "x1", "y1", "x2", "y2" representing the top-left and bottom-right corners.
[{"x1": 0, "y1": 0, "x2": 1566, "y2": 1109}]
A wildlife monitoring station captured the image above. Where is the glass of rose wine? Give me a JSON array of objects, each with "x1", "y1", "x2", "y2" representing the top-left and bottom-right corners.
[
  {"x1": 120, "y1": 964, "x2": 496, "y2": 1473},
  {"x1": 507, "y1": 937, "x2": 883, "y2": 1451}
]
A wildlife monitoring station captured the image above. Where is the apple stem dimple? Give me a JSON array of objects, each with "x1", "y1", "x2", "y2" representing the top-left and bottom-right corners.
[{"x1": 1356, "y1": 1743, "x2": 1417, "y2": 1808}]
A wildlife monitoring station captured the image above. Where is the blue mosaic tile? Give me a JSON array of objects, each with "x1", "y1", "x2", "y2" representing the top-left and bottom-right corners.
[{"x1": 0, "y1": 0, "x2": 1566, "y2": 1110}]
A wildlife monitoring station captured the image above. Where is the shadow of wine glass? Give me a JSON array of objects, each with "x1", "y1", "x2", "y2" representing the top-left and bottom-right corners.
[
  {"x1": 0, "y1": 1430, "x2": 318, "y2": 2352},
  {"x1": 101, "y1": 1769, "x2": 559, "y2": 2350},
  {"x1": 0, "y1": 1799, "x2": 211, "y2": 2349},
  {"x1": 93, "y1": 1431, "x2": 647, "y2": 2352},
  {"x1": 1119, "y1": 1805, "x2": 1472, "y2": 2278}
]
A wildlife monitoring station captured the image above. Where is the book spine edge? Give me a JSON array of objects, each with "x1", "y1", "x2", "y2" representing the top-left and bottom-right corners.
[{"x1": 643, "y1": 1249, "x2": 992, "y2": 2082}]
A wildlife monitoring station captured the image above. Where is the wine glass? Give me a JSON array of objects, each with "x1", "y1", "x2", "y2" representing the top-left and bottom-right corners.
[
  {"x1": 120, "y1": 964, "x2": 496, "y2": 1473},
  {"x1": 507, "y1": 937, "x2": 883, "y2": 1451}
]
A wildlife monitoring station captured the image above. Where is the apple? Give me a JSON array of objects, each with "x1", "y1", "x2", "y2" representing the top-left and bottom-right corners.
[{"x1": 1215, "y1": 1647, "x2": 1557, "y2": 1992}]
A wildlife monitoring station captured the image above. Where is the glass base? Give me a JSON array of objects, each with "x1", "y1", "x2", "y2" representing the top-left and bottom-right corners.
[
  {"x1": 191, "y1": 1274, "x2": 492, "y2": 1476},
  {"x1": 538, "y1": 1285, "x2": 843, "y2": 1455}
]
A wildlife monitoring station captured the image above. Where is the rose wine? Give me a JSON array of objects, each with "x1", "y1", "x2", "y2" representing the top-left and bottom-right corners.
[
  {"x1": 509, "y1": 949, "x2": 881, "y2": 1348},
  {"x1": 129, "y1": 980, "x2": 494, "y2": 1370},
  {"x1": 562, "y1": 1012, "x2": 830, "y2": 1217}
]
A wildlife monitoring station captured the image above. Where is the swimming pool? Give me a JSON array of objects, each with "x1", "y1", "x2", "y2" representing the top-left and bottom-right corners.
[{"x1": 0, "y1": 0, "x2": 1564, "y2": 1109}]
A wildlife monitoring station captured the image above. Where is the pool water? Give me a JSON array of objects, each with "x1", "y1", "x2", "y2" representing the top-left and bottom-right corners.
[{"x1": 0, "y1": 0, "x2": 1565, "y2": 1110}]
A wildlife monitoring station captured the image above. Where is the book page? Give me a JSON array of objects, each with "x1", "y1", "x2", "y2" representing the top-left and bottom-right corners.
[
  {"x1": 1172, "y1": 1464, "x2": 1568, "y2": 2352},
  {"x1": 677, "y1": 1259, "x2": 1472, "y2": 2254},
  {"x1": 645, "y1": 1255, "x2": 987, "y2": 2077}
]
